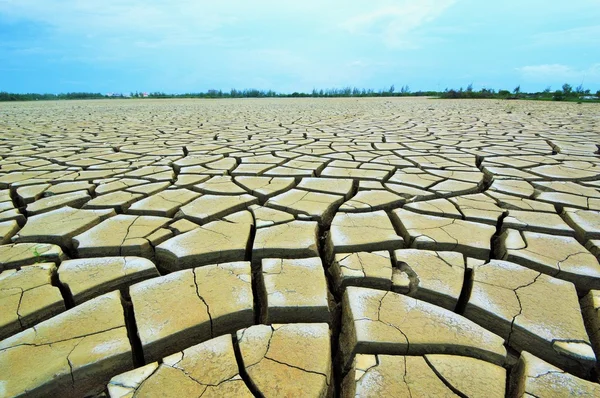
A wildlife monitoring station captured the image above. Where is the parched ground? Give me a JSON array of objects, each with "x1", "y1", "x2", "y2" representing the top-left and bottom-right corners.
[{"x1": 1, "y1": 97, "x2": 600, "y2": 397}]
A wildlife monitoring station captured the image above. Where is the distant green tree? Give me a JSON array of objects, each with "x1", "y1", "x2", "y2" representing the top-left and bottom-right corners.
[
  {"x1": 562, "y1": 83, "x2": 573, "y2": 95},
  {"x1": 553, "y1": 90, "x2": 564, "y2": 101},
  {"x1": 513, "y1": 85, "x2": 521, "y2": 95}
]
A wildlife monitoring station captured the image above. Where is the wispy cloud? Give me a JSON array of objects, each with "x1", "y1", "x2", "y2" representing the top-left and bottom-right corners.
[
  {"x1": 532, "y1": 25, "x2": 600, "y2": 46},
  {"x1": 516, "y1": 63, "x2": 600, "y2": 84},
  {"x1": 0, "y1": 0, "x2": 234, "y2": 35},
  {"x1": 1, "y1": 0, "x2": 599, "y2": 93},
  {"x1": 341, "y1": 0, "x2": 457, "y2": 48}
]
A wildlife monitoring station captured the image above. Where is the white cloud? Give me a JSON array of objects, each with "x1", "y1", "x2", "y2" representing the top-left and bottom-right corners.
[
  {"x1": 516, "y1": 64, "x2": 600, "y2": 85},
  {"x1": 533, "y1": 25, "x2": 600, "y2": 46},
  {"x1": 0, "y1": 1, "x2": 458, "y2": 50},
  {"x1": 0, "y1": 0, "x2": 231, "y2": 32},
  {"x1": 0, "y1": 0, "x2": 468, "y2": 92},
  {"x1": 341, "y1": 0, "x2": 457, "y2": 48},
  {"x1": 517, "y1": 64, "x2": 574, "y2": 77}
]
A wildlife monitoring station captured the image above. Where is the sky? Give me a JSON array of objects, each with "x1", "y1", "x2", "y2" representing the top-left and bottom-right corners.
[{"x1": 0, "y1": 0, "x2": 599, "y2": 94}]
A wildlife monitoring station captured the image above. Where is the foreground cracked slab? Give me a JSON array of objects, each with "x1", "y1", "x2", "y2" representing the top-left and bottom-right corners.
[
  {"x1": 581, "y1": 290, "x2": 600, "y2": 360},
  {"x1": 58, "y1": 256, "x2": 159, "y2": 304},
  {"x1": 0, "y1": 291, "x2": 132, "y2": 398},
  {"x1": 339, "y1": 286, "x2": 507, "y2": 370},
  {"x1": 156, "y1": 210, "x2": 253, "y2": 271},
  {"x1": 127, "y1": 188, "x2": 201, "y2": 217},
  {"x1": 237, "y1": 323, "x2": 332, "y2": 397},
  {"x1": 329, "y1": 210, "x2": 404, "y2": 254},
  {"x1": 73, "y1": 214, "x2": 172, "y2": 259},
  {"x1": 342, "y1": 354, "x2": 506, "y2": 398},
  {"x1": 330, "y1": 251, "x2": 393, "y2": 292},
  {"x1": 253, "y1": 220, "x2": 319, "y2": 262},
  {"x1": 392, "y1": 208, "x2": 496, "y2": 260},
  {"x1": 465, "y1": 259, "x2": 596, "y2": 377},
  {"x1": 13, "y1": 206, "x2": 115, "y2": 249},
  {"x1": 107, "y1": 334, "x2": 252, "y2": 397},
  {"x1": 497, "y1": 228, "x2": 600, "y2": 290},
  {"x1": 266, "y1": 188, "x2": 344, "y2": 225},
  {"x1": 130, "y1": 262, "x2": 253, "y2": 363},
  {"x1": 0, "y1": 219, "x2": 19, "y2": 244},
  {"x1": 235, "y1": 176, "x2": 296, "y2": 202},
  {"x1": 562, "y1": 207, "x2": 600, "y2": 242},
  {"x1": 260, "y1": 257, "x2": 330, "y2": 324},
  {"x1": 510, "y1": 351, "x2": 600, "y2": 397},
  {"x1": 25, "y1": 190, "x2": 91, "y2": 215},
  {"x1": 0, "y1": 242, "x2": 67, "y2": 270},
  {"x1": 394, "y1": 249, "x2": 465, "y2": 311},
  {"x1": 0, "y1": 263, "x2": 65, "y2": 340},
  {"x1": 502, "y1": 209, "x2": 575, "y2": 236},
  {"x1": 176, "y1": 193, "x2": 258, "y2": 224}
]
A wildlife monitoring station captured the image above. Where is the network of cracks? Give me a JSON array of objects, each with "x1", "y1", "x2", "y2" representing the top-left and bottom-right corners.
[{"x1": 1, "y1": 98, "x2": 600, "y2": 397}]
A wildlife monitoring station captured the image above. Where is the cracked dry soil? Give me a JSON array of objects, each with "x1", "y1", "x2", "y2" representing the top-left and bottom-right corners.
[{"x1": 1, "y1": 97, "x2": 600, "y2": 397}]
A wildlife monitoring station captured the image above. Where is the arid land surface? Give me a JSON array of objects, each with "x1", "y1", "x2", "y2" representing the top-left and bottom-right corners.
[{"x1": 1, "y1": 97, "x2": 600, "y2": 397}]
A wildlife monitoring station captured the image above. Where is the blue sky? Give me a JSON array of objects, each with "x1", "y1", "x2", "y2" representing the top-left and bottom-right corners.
[{"x1": 0, "y1": 0, "x2": 599, "y2": 94}]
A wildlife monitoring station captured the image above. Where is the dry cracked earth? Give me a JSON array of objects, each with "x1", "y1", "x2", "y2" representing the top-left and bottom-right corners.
[{"x1": 1, "y1": 97, "x2": 600, "y2": 397}]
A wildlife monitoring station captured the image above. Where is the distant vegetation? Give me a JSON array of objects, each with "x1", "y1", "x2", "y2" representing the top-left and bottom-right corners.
[
  {"x1": 0, "y1": 92, "x2": 105, "y2": 101},
  {"x1": 1, "y1": 83, "x2": 599, "y2": 102},
  {"x1": 439, "y1": 83, "x2": 599, "y2": 102}
]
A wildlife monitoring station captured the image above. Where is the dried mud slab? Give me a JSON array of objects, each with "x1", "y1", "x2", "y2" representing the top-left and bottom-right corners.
[
  {"x1": 329, "y1": 210, "x2": 404, "y2": 254},
  {"x1": 393, "y1": 249, "x2": 465, "y2": 311},
  {"x1": 392, "y1": 208, "x2": 496, "y2": 260},
  {"x1": 329, "y1": 250, "x2": 393, "y2": 292},
  {"x1": 510, "y1": 351, "x2": 600, "y2": 397},
  {"x1": 127, "y1": 188, "x2": 201, "y2": 217},
  {"x1": 130, "y1": 262, "x2": 253, "y2": 363},
  {"x1": 0, "y1": 263, "x2": 65, "y2": 340},
  {"x1": 249, "y1": 204, "x2": 295, "y2": 228},
  {"x1": 235, "y1": 176, "x2": 295, "y2": 201},
  {"x1": 465, "y1": 259, "x2": 596, "y2": 377},
  {"x1": 580, "y1": 290, "x2": 600, "y2": 359},
  {"x1": 502, "y1": 209, "x2": 575, "y2": 236},
  {"x1": 73, "y1": 214, "x2": 172, "y2": 258},
  {"x1": 0, "y1": 242, "x2": 67, "y2": 270},
  {"x1": 237, "y1": 323, "x2": 332, "y2": 397},
  {"x1": 562, "y1": 208, "x2": 600, "y2": 242},
  {"x1": 497, "y1": 228, "x2": 600, "y2": 290},
  {"x1": 253, "y1": 219, "x2": 319, "y2": 262},
  {"x1": 0, "y1": 291, "x2": 132, "y2": 398},
  {"x1": 13, "y1": 206, "x2": 115, "y2": 249},
  {"x1": 339, "y1": 286, "x2": 507, "y2": 370},
  {"x1": 259, "y1": 257, "x2": 330, "y2": 324},
  {"x1": 156, "y1": 210, "x2": 253, "y2": 271},
  {"x1": 107, "y1": 334, "x2": 252, "y2": 397},
  {"x1": 58, "y1": 256, "x2": 159, "y2": 304},
  {"x1": 266, "y1": 189, "x2": 344, "y2": 225},
  {"x1": 176, "y1": 193, "x2": 258, "y2": 224},
  {"x1": 342, "y1": 354, "x2": 506, "y2": 398},
  {"x1": 2, "y1": 98, "x2": 600, "y2": 396},
  {"x1": 339, "y1": 189, "x2": 405, "y2": 212},
  {"x1": 26, "y1": 190, "x2": 91, "y2": 215},
  {"x1": 0, "y1": 220, "x2": 20, "y2": 244}
]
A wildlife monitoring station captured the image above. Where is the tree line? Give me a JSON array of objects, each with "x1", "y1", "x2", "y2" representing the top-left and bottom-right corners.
[
  {"x1": 0, "y1": 92, "x2": 105, "y2": 101},
  {"x1": 439, "y1": 83, "x2": 599, "y2": 101},
  {"x1": 1, "y1": 83, "x2": 598, "y2": 102}
]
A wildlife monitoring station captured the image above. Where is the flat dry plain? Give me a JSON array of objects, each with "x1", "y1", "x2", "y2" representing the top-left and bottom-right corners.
[{"x1": 1, "y1": 97, "x2": 600, "y2": 397}]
